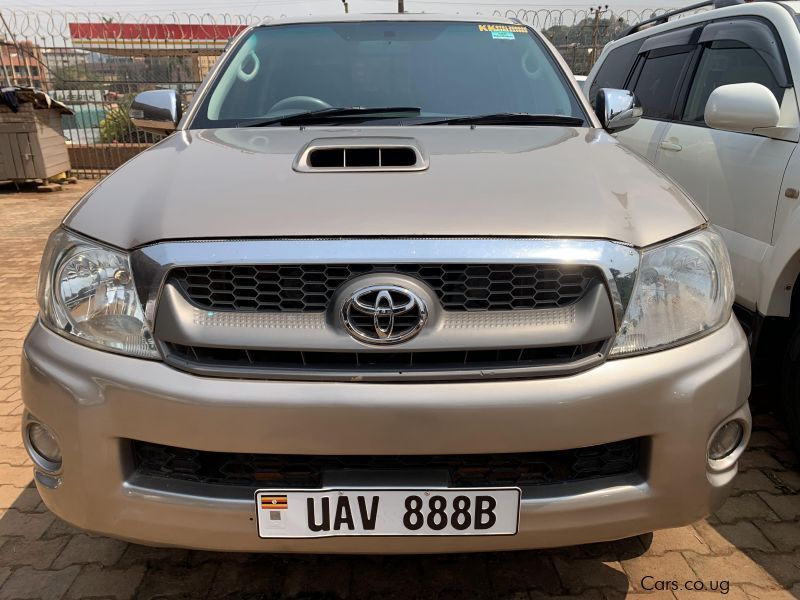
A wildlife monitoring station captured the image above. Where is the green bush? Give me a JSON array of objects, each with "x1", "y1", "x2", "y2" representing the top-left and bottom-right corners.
[{"x1": 99, "y1": 98, "x2": 156, "y2": 144}]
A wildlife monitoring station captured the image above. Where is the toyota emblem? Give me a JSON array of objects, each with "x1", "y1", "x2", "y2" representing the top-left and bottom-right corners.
[{"x1": 342, "y1": 285, "x2": 428, "y2": 345}]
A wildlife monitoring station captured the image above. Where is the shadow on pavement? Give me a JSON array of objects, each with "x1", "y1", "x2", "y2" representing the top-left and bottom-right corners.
[{"x1": 0, "y1": 479, "x2": 644, "y2": 599}]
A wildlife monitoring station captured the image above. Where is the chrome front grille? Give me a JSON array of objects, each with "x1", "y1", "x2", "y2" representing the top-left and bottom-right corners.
[
  {"x1": 130, "y1": 238, "x2": 640, "y2": 382},
  {"x1": 169, "y1": 263, "x2": 602, "y2": 313}
]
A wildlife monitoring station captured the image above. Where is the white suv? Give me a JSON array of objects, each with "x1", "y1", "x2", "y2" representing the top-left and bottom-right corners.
[{"x1": 586, "y1": 0, "x2": 800, "y2": 452}]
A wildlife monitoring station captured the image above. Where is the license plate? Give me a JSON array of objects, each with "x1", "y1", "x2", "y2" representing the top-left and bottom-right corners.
[{"x1": 255, "y1": 488, "x2": 521, "y2": 538}]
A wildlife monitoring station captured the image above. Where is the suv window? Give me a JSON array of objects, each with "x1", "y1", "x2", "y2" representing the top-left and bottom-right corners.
[
  {"x1": 192, "y1": 21, "x2": 586, "y2": 128},
  {"x1": 633, "y1": 48, "x2": 694, "y2": 120},
  {"x1": 682, "y1": 40, "x2": 783, "y2": 123},
  {"x1": 588, "y1": 40, "x2": 642, "y2": 104}
]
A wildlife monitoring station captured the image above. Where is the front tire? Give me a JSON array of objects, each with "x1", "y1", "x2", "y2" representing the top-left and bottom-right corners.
[{"x1": 781, "y1": 321, "x2": 800, "y2": 456}]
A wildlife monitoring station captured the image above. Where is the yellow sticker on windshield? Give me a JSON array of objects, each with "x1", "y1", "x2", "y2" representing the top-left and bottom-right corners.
[{"x1": 478, "y1": 24, "x2": 527, "y2": 33}]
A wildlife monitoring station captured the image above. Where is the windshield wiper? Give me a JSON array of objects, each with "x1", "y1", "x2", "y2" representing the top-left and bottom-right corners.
[
  {"x1": 421, "y1": 113, "x2": 585, "y2": 127},
  {"x1": 239, "y1": 106, "x2": 422, "y2": 127}
]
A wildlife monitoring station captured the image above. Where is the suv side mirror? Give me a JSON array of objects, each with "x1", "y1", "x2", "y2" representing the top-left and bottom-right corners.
[
  {"x1": 705, "y1": 82, "x2": 780, "y2": 134},
  {"x1": 130, "y1": 90, "x2": 182, "y2": 136},
  {"x1": 595, "y1": 88, "x2": 642, "y2": 133}
]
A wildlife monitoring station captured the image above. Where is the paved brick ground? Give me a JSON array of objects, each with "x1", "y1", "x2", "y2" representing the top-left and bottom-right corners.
[{"x1": 1, "y1": 180, "x2": 799, "y2": 599}]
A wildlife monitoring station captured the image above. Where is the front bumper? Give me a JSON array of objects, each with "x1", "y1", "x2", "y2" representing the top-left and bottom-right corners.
[{"x1": 21, "y1": 317, "x2": 751, "y2": 553}]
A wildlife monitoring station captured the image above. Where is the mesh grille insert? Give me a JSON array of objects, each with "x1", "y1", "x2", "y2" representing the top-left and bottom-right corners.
[
  {"x1": 132, "y1": 439, "x2": 642, "y2": 489},
  {"x1": 170, "y1": 264, "x2": 602, "y2": 313}
]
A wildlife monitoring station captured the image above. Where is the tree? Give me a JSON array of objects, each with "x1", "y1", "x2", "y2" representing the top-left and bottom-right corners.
[
  {"x1": 99, "y1": 94, "x2": 158, "y2": 143},
  {"x1": 542, "y1": 15, "x2": 629, "y2": 75}
]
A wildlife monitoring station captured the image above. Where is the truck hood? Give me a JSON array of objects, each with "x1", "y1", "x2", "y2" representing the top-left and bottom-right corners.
[{"x1": 65, "y1": 126, "x2": 705, "y2": 249}]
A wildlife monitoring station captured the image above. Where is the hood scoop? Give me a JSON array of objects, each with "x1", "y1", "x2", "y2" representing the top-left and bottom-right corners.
[{"x1": 293, "y1": 137, "x2": 428, "y2": 172}]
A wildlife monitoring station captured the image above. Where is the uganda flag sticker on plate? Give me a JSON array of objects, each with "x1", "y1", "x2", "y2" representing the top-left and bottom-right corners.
[
  {"x1": 258, "y1": 494, "x2": 289, "y2": 530},
  {"x1": 261, "y1": 495, "x2": 288, "y2": 510}
]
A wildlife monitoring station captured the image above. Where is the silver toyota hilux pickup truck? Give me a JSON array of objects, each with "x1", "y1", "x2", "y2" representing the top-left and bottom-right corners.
[{"x1": 21, "y1": 14, "x2": 751, "y2": 553}]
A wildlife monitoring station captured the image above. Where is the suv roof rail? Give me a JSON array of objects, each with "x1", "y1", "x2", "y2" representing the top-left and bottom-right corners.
[{"x1": 616, "y1": 0, "x2": 744, "y2": 39}]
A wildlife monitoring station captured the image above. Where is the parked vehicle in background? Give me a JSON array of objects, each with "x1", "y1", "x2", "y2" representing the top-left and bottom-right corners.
[
  {"x1": 21, "y1": 14, "x2": 750, "y2": 552},
  {"x1": 586, "y1": 0, "x2": 800, "y2": 453}
]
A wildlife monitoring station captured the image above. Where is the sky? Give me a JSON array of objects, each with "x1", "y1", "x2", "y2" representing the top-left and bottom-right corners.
[{"x1": 5, "y1": 0, "x2": 687, "y2": 17}]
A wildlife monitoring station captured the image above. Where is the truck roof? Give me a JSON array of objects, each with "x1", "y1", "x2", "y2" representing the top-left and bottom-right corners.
[
  {"x1": 779, "y1": 0, "x2": 800, "y2": 12},
  {"x1": 256, "y1": 13, "x2": 521, "y2": 27}
]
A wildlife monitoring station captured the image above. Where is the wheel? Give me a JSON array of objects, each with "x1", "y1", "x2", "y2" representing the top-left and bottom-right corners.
[
  {"x1": 780, "y1": 319, "x2": 800, "y2": 455},
  {"x1": 268, "y1": 96, "x2": 331, "y2": 113}
]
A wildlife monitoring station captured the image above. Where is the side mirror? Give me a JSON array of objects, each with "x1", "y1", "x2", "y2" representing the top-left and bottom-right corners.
[
  {"x1": 704, "y1": 82, "x2": 780, "y2": 134},
  {"x1": 129, "y1": 90, "x2": 182, "y2": 136},
  {"x1": 594, "y1": 88, "x2": 642, "y2": 133}
]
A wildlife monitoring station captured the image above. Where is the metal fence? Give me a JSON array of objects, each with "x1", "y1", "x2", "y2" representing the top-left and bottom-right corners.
[
  {"x1": 492, "y1": 6, "x2": 711, "y2": 74},
  {"x1": 0, "y1": 10, "x2": 260, "y2": 177},
  {"x1": 0, "y1": 7, "x2": 698, "y2": 178},
  {"x1": 494, "y1": 7, "x2": 636, "y2": 75}
]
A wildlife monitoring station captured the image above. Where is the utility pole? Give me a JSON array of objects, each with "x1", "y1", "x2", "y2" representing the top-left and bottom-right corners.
[
  {"x1": 398, "y1": 0, "x2": 404, "y2": 13},
  {"x1": 589, "y1": 5, "x2": 607, "y2": 69}
]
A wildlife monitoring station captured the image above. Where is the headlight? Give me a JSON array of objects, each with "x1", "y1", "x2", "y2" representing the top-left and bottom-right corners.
[
  {"x1": 609, "y1": 228, "x2": 733, "y2": 357},
  {"x1": 37, "y1": 229, "x2": 159, "y2": 359}
]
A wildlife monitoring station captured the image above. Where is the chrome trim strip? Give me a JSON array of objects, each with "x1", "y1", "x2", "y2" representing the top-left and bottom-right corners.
[
  {"x1": 131, "y1": 238, "x2": 640, "y2": 330},
  {"x1": 192, "y1": 309, "x2": 326, "y2": 330},
  {"x1": 442, "y1": 305, "x2": 577, "y2": 329},
  {"x1": 126, "y1": 471, "x2": 645, "y2": 503}
]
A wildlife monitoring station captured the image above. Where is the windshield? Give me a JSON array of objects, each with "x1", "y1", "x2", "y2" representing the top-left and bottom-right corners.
[{"x1": 190, "y1": 21, "x2": 587, "y2": 127}]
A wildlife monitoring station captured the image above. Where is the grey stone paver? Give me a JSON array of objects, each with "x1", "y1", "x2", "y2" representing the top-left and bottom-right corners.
[
  {"x1": 64, "y1": 564, "x2": 146, "y2": 600},
  {"x1": 0, "y1": 180, "x2": 799, "y2": 599},
  {"x1": 0, "y1": 566, "x2": 81, "y2": 600}
]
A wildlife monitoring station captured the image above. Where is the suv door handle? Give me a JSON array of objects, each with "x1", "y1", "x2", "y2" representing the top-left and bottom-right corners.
[{"x1": 659, "y1": 141, "x2": 683, "y2": 152}]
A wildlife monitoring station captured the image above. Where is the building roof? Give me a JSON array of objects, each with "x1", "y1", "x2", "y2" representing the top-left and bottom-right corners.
[{"x1": 68, "y1": 22, "x2": 248, "y2": 56}]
